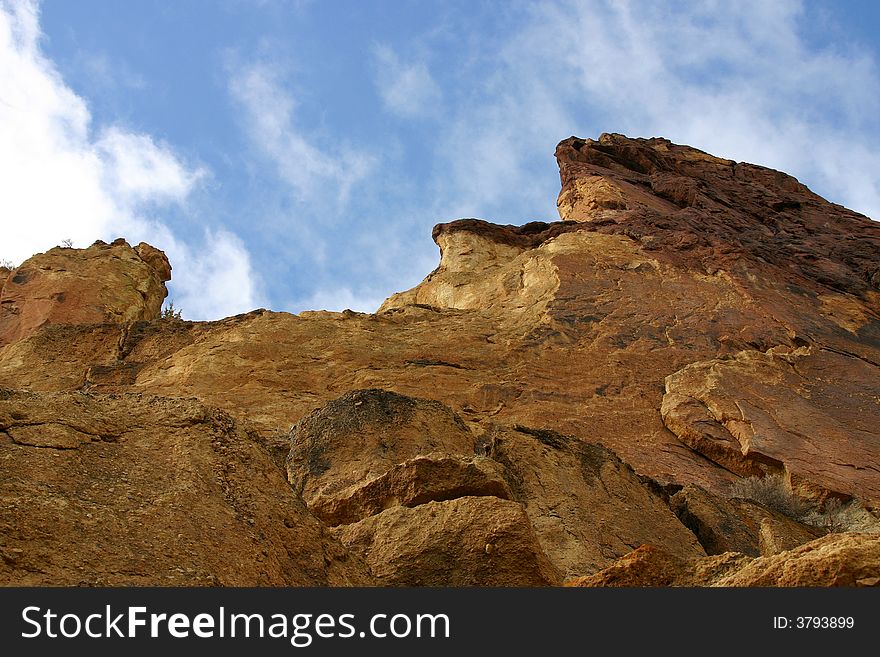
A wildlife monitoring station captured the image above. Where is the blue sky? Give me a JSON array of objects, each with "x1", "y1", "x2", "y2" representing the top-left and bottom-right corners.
[{"x1": 2, "y1": 0, "x2": 879, "y2": 319}]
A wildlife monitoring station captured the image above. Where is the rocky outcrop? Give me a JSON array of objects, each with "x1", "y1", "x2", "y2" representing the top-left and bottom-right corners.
[
  {"x1": 663, "y1": 348, "x2": 880, "y2": 506},
  {"x1": 286, "y1": 389, "x2": 487, "y2": 523},
  {"x1": 670, "y1": 484, "x2": 823, "y2": 557},
  {"x1": 0, "y1": 239, "x2": 170, "y2": 347},
  {"x1": 713, "y1": 533, "x2": 880, "y2": 586},
  {"x1": 378, "y1": 220, "x2": 580, "y2": 317},
  {"x1": 566, "y1": 533, "x2": 880, "y2": 587},
  {"x1": 564, "y1": 545, "x2": 751, "y2": 587},
  {"x1": 331, "y1": 497, "x2": 560, "y2": 586},
  {"x1": 0, "y1": 389, "x2": 370, "y2": 585},
  {"x1": 555, "y1": 134, "x2": 880, "y2": 303},
  {"x1": 482, "y1": 425, "x2": 705, "y2": 578},
  {"x1": 1, "y1": 133, "x2": 878, "y2": 587},
  {"x1": 284, "y1": 390, "x2": 707, "y2": 582}
]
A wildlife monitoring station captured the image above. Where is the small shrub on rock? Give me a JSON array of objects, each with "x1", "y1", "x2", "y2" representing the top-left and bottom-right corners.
[
  {"x1": 161, "y1": 301, "x2": 183, "y2": 320},
  {"x1": 801, "y1": 498, "x2": 880, "y2": 534},
  {"x1": 730, "y1": 473, "x2": 810, "y2": 519}
]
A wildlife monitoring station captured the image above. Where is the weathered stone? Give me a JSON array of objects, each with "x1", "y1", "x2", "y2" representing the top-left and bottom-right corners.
[
  {"x1": 330, "y1": 496, "x2": 560, "y2": 586},
  {"x1": 671, "y1": 484, "x2": 761, "y2": 555},
  {"x1": 563, "y1": 545, "x2": 689, "y2": 587},
  {"x1": 307, "y1": 452, "x2": 512, "y2": 526},
  {"x1": 0, "y1": 240, "x2": 170, "y2": 347},
  {"x1": 485, "y1": 426, "x2": 705, "y2": 578},
  {"x1": 568, "y1": 533, "x2": 880, "y2": 587},
  {"x1": 758, "y1": 515, "x2": 826, "y2": 556},
  {"x1": 663, "y1": 348, "x2": 880, "y2": 506},
  {"x1": 670, "y1": 484, "x2": 822, "y2": 556},
  {"x1": 286, "y1": 389, "x2": 478, "y2": 515},
  {"x1": 565, "y1": 546, "x2": 754, "y2": 588},
  {"x1": 0, "y1": 390, "x2": 371, "y2": 586},
  {"x1": 713, "y1": 533, "x2": 880, "y2": 587}
]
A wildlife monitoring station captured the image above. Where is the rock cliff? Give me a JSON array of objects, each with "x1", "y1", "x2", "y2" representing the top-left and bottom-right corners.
[
  {"x1": 1, "y1": 134, "x2": 878, "y2": 586},
  {"x1": 0, "y1": 239, "x2": 170, "y2": 347}
]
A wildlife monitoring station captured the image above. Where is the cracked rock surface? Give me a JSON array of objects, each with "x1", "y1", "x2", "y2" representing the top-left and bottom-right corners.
[{"x1": 1, "y1": 133, "x2": 878, "y2": 586}]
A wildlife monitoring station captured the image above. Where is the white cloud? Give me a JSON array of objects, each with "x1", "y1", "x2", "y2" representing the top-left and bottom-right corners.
[
  {"x1": 543, "y1": 0, "x2": 880, "y2": 220},
  {"x1": 228, "y1": 61, "x2": 375, "y2": 206},
  {"x1": 76, "y1": 50, "x2": 147, "y2": 92},
  {"x1": 0, "y1": 0, "x2": 260, "y2": 319},
  {"x1": 97, "y1": 128, "x2": 204, "y2": 203},
  {"x1": 293, "y1": 286, "x2": 387, "y2": 313},
  {"x1": 429, "y1": 0, "x2": 880, "y2": 222},
  {"x1": 372, "y1": 44, "x2": 442, "y2": 118},
  {"x1": 154, "y1": 226, "x2": 265, "y2": 321}
]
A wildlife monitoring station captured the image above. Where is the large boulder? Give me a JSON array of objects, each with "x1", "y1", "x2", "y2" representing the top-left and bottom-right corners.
[
  {"x1": 663, "y1": 348, "x2": 880, "y2": 506},
  {"x1": 286, "y1": 389, "x2": 481, "y2": 521},
  {"x1": 670, "y1": 484, "x2": 823, "y2": 557},
  {"x1": 714, "y1": 533, "x2": 880, "y2": 587}
]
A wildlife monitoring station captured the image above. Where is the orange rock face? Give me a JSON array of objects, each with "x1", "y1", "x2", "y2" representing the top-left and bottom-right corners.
[
  {"x1": 1, "y1": 133, "x2": 878, "y2": 586},
  {"x1": 0, "y1": 239, "x2": 170, "y2": 347},
  {"x1": 564, "y1": 533, "x2": 880, "y2": 587},
  {"x1": 0, "y1": 390, "x2": 370, "y2": 586}
]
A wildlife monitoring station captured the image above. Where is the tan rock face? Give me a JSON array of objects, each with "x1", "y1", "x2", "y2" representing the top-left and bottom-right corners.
[
  {"x1": 284, "y1": 390, "x2": 706, "y2": 581},
  {"x1": 0, "y1": 132, "x2": 878, "y2": 587},
  {"x1": 483, "y1": 426, "x2": 705, "y2": 578},
  {"x1": 567, "y1": 533, "x2": 880, "y2": 587},
  {"x1": 306, "y1": 453, "x2": 512, "y2": 527},
  {"x1": 564, "y1": 545, "x2": 750, "y2": 587},
  {"x1": 670, "y1": 484, "x2": 823, "y2": 557},
  {"x1": 0, "y1": 239, "x2": 170, "y2": 347},
  {"x1": 331, "y1": 497, "x2": 561, "y2": 586},
  {"x1": 713, "y1": 533, "x2": 880, "y2": 587},
  {"x1": 0, "y1": 390, "x2": 370, "y2": 586},
  {"x1": 287, "y1": 389, "x2": 479, "y2": 516},
  {"x1": 663, "y1": 348, "x2": 880, "y2": 506}
]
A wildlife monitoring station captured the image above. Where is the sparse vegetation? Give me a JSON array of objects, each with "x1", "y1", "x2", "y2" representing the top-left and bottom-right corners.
[
  {"x1": 160, "y1": 301, "x2": 183, "y2": 320},
  {"x1": 730, "y1": 473, "x2": 810, "y2": 519},
  {"x1": 60, "y1": 238, "x2": 73, "y2": 248},
  {"x1": 0, "y1": 258, "x2": 14, "y2": 270},
  {"x1": 730, "y1": 473, "x2": 880, "y2": 534},
  {"x1": 801, "y1": 498, "x2": 880, "y2": 534}
]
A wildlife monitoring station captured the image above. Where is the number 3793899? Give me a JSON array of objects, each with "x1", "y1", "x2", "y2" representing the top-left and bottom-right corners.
[{"x1": 773, "y1": 616, "x2": 854, "y2": 629}]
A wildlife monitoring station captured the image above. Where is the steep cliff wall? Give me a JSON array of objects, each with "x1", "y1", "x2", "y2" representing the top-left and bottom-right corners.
[{"x1": 1, "y1": 134, "x2": 878, "y2": 586}]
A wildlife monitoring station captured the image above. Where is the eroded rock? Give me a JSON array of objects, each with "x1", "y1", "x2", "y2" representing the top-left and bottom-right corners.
[
  {"x1": 0, "y1": 390, "x2": 371, "y2": 586},
  {"x1": 0, "y1": 239, "x2": 170, "y2": 347},
  {"x1": 670, "y1": 484, "x2": 823, "y2": 557},
  {"x1": 286, "y1": 389, "x2": 479, "y2": 519},
  {"x1": 484, "y1": 425, "x2": 705, "y2": 578},
  {"x1": 566, "y1": 533, "x2": 880, "y2": 587},
  {"x1": 330, "y1": 496, "x2": 560, "y2": 586},
  {"x1": 663, "y1": 348, "x2": 880, "y2": 506},
  {"x1": 713, "y1": 533, "x2": 880, "y2": 587},
  {"x1": 306, "y1": 453, "x2": 512, "y2": 526}
]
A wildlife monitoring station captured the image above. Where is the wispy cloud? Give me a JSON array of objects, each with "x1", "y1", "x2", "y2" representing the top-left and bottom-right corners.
[
  {"x1": 430, "y1": 0, "x2": 880, "y2": 221},
  {"x1": 0, "y1": 0, "x2": 261, "y2": 319},
  {"x1": 154, "y1": 225, "x2": 266, "y2": 320},
  {"x1": 372, "y1": 43, "x2": 441, "y2": 119},
  {"x1": 541, "y1": 0, "x2": 880, "y2": 219},
  {"x1": 293, "y1": 285, "x2": 388, "y2": 313},
  {"x1": 97, "y1": 128, "x2": 205, "y2": 204},
  {"x1": 5, "y1": 0, "x2": 878, "y2": 324},
  {"x1": 228, "y1": 60, "x2": 375, "y2": 207}
]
